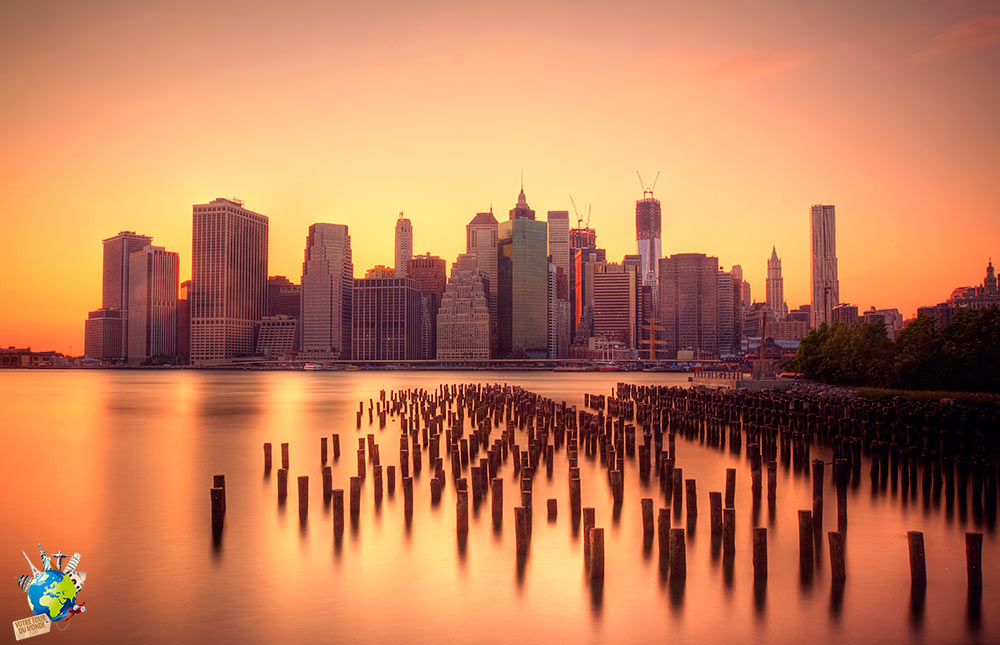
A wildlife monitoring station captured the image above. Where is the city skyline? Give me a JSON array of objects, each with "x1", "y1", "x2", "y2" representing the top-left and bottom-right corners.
[{"x1": 2, "y1": 1, "x2": 999, "y2": 354}]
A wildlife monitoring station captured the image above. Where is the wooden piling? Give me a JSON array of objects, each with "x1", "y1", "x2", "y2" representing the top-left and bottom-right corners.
[
  {"x1": 672, "y1": 468, "x2": 683, "y2": 508},
  {"x1": 907, "y1": 531, "x2": 926, "y2": 587},
  {"x1": 828, "y1": 531, "x2": 846, "y2": 582},
  {"x1": 669, "y1": 528, "x2": 686, "y2": 580},
  {"x1": 798, "y1": 510, "x2": 813, "y2": 572},
  {"x1": 457, "y1": 490, "x2": 469, "y2": 535},
  {"x1": 590, "y1": 527, "x2": 605, "y2": 582},
  {"x1": 332, "y1": 434, "x2": 341, "y2": 460},
  {"x1": 349, "y1": 476, "x2": 361, "y2": 517},
  {"x1": 709, "y1": 492, "x2": 722, "y2": 535},
  {"x1": 570, "y1": 477, "x2": 582, "y2": 517},
  {"x1": 753, "y1": 527, "x2": 767, "y2": 580},
  {"x1": 321, "y1": 437, "x2": 328, "y2": 464},
  {"x1": 322, "y1": 466, "x2": 332, "y2": 503},
  {"x1": 583, "y1": 507, "x2": 596, "y2": 568},
  {"x1": 641, "y1": 498, "x2": 654, "y2": 538},
  {"x1": 298, "y1": 475, "x2": 309, "y2": 516},
  {"x1": 547, "y1": 498, "x2": 557, "y2": 521},
  {"x1": 263, "y1": 442, "x2": 272, "y2": 471},
  {"x1": 403, "y1": 476, "x2": 413, "y2": 515},
  {"x1": 966, "y1": 532, "x2": 983, "y2": 592},
  {"x1": 213, "y1": 475, "x2": 226, "y2": 512},
  {"x1": 515, "y1": 506, "x2": 529, "y2": 555},
  {"x1": 723, "y1": 508, "x2": 735, "y2": 555},
  {"x1": 658, "y1": 508, "x2": 670, "y2": 563},
  {"x1": 725, "y1": 468, "x2": 736, "y2": 508},
  {"x1": 281, "y1": 442, "x2": 289, "y2": 469},
  {"x1": 332, "y1": 490, "x2": 344, "y2": 534},
  {"x1": 387, "y1": 465, "x2": 396, "y2": 494},
  {"x1": 685, "y1": 479, "x2": 697, "y2": 520},
  {"x1": 767, "y1": 461, "x2": 777, "y2": 500},
  {"x1": 492, "y1": 478, "x2": 503, "y2": 524},
  {"x1": 210, "y1": 487, "x2": 225, "y2": 532},
  {"x1": 357, "y1": 449, "x2": 366, "y2": 478},
  {"x1": 277, "y1": 468, "x2": 288, "y2": 502}
]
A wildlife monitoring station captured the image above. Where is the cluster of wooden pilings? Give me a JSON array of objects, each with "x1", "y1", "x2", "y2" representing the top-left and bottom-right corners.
[{"x1": 210, "y1": 381, "x2": 992, "y2": 601}]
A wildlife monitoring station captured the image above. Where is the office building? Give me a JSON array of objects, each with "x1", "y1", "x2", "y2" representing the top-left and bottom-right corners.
[
  {"x1": 394, "y1": 213, "x2": 412, "y2": 278},
  {"x1": 127, "y1": 245, "x2": 179, "y2": 364},
  {"x1": 766, "y1": 246, "x2": 786, "y2": 320},
  {"x1": 84, "y1": 308, "x2": 123, "y2": 361},
  {"x1": 831, "y1": 303, "x2": 859, "y2": 325},
  {"x1": 352, "y1": 277, "x2": 423, "y2": 360},
  {"x1": 497, "y1": 187, "x2": 549, "y2": 358},
  {"x1": 810, "y1": 204, "x2": 839, "y2": 327},
  {"x1": 300, "y1": 223, "x2": 353, "y2": 359},
  {"x1": 437, "y1": 254, "x2": 490, "y2": 360},
  {"x1": 190, "y1": 198, "x2": 268, "y2": 364},
  {"x1": 408, "y1": 253, "x2": 447, "y2": 359},
  {"x1": 863, "y1": 307, "x2": 903, "y2": 340},
  {"x1": 717, "y1": 269, "x2": 742, "y2": 359},
  {"x1": 659, "y1": 253, "x2": 719, "y2": 359},
  {"x1": 466, "y1": 210, "x2": 499, "y2": 356},
  {"x1": 266, "y1": 276, "x2": 301, "y2": 318},
  {"x1": 256, "y1": 315, "x2": 298, "y2": 357},
  {"x1": 101, "y1": 230, "x2": 153, "y2": 355},
  {"x1": 176, "y1": 280, "x2": 190, "y2": 364},
  {"x1": 592, "y1": 263, "x2": 638, "y2": 348}
]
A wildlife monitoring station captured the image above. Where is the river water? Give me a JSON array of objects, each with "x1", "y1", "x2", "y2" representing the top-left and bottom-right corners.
[{"x1": 0, "y1": 370, "x2": 995, "y2": 643}]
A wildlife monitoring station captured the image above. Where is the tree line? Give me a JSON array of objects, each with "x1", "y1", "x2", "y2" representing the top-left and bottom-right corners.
[{"x1": 789, "y1": 308, "x2": 1000, "y2": 393}]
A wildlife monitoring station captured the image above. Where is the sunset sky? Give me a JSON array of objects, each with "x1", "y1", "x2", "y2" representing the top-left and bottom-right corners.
[{"x1": 1, "y1": 0, "x2": 998, "y2": 354}]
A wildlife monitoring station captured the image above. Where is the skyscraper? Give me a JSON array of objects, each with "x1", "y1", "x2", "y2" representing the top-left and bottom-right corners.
[
  {"x1": 717, "y1": 269, "x2": 742, "y2": 359},
  {"x1": 101, "y1": 230, "x2": 153, "y2": 356},
  {"x1": 127, "y1": 245, "x2": 179, "y2": 364},
  {"x1": 394, "y1": 213, "x2": 413, "y2": 278},
  {"x1": 659, "y1": 253, "x2": 719, "y2": 359},
  {"x1": 547, "y1": 211, "x2": 570, "y2": 358},
  {"x1": 810, "y1": 204, "x2": 839, "y2": 328},
  {"x1": 300, "y1": 223, "x2": 353, "y2": 359},
  {"x1": 592, "y1": 263, "x2": 638, "y2": 348},
  {"x1": 176, "y1": 280, "x2": 190, "y2": 364},
  {"x1": 84, "y1": 308, "x2": 123, "y2": 360},
  {"x1": 437, "y1": 254, "x2": 490, "y2": 360},
  {"x1": 352, "y1": 277, "x2": 423, "y2": 360},
  {"x1": 547, "y1": 211, "x2": 570, "y2": 285},
  {"x1": 497, "y1": 187, "x2": 549, "y2": 357},
  {"x1": 635, "y1": 191, "x2": 662, "y2": 299},
  {"x1": 266, "y1": 276, "x2": 302, "y2": 318},
  {"x1": 408, "y1": 253, "x2": 447, "y2": 359},
  {"x1": 190, "y1": 198, "x2": 268, "y2": 364},
  {"x1": 466, "y1": 211, "x2": 499, "y2": 357},
  {"x1": 766, "y1": 246, "x2": 786, "y2": 320}
]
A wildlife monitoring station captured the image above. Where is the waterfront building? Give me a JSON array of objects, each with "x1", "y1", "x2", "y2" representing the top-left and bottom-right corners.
[
  {"x1": 266, "y1": 276, "x2": 301, "y2": 318},
  {"x1": 127, "y1": 245, "x2": 179, "y2": 364},
  {"x1": 810, "y1": 204, "x2": 840, "y2": 328},
  {"x1": 83, "y1": 308, "x2": 123, "y2": 361},
  {"x1": 592, "y1": 262, "x2": 638, "y2": 348},
  {"x1": 635, "y1": 191, "x2": 662, "y2": 303},
  {"x1": 176, "y1": 281, "x2": 190, "y2": 364},
  {"x1": 766, "y1": 246, "x2": 786, "y2": 320},
  {"x1": 497, "y1": 187, "x2": 549, "y2": 358},
  {"x1": 100, "y1": 230, "x2": 153, "y2": 357},
  {"x1": 659, "y1": 253, "x2": 719, "y2": 359},
  {"x1": 466, "y1": 210, "x2": 499, "y2": 357},
  {"x1": 190, "y1": 198, "x2": 268, "y2": 364},
  {"x1": 831, "y1": 303, "x2": 859, "y2": 325},
  {"x1": 394, "y1": 213, "x2": 412, "y2": 278},
  {"x1": 717, "y1": 269, "x2": 742, "y2": 359},
  {"x1": 407, "y1": 253, "x2": 447, "y2": 359},
  {"x1": 437, "y1": 254, "x2": 490, "y2": 360},
  {"x1": 352, "y1": 277, "x2": 423, "y2": 361},
  {"x1": 300, "y1": 223, "x2": 353, "y2": 359},
  {"x1": 256, "y1": 315, "x2": 298, "y2": 357}
]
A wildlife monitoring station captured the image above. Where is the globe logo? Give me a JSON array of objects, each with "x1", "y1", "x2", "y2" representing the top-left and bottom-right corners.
[{"x1": 15, "y1": 544, "x2": 87, "y2": 631}]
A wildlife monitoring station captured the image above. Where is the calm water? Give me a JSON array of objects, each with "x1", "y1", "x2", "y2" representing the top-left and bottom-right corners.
[{"x1": 1, "y1": 370, "x2": 996, "y2": 643}]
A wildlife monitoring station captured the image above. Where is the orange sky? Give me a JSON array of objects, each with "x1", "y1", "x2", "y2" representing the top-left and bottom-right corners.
[{"x1": 1, "y1": 1, "x2": 998, "y2": 354}]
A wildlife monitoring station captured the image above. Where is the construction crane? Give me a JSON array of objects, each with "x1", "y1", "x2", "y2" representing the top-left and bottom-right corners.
[
  {"x1": 569, "y1": 195, "x2": 592, "y2": 229},
  {"x1": 636, "y1": 171, "x2": 660, "y2": 199}
]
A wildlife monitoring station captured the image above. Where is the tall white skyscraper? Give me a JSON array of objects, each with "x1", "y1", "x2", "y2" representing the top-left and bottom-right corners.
[
  {"x1": 547, "y1": 211, "x2": 570, "y2": 284},
  {"x1": 300, "y1": 223, "x2": 353, "y2": 359},
  {"x1": 394, "y1": 213, "x2": 412, "y2": 278},
  {"x1": 810, "y1": 204, "x2": 839, "y2": 328},
  {"x1": 766, "y1": 246, "x2": 786, "y2": 320},
  {"x1": 635, "y1": 193, "x2": 662, "y2": 300},
  {"x1": 127, "y1": 245, "x2": 179, "y2": 364},
  {"x1": 190, "y1": 198, "x2": 268, "y2": 364}
]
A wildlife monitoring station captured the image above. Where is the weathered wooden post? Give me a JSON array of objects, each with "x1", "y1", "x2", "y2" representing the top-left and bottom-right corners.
[
  {"x1": 672, "y1": 468, "x2": 683, "y2": 508},
  {"x1": 403, "y1": 476, "x2": 413, "y2": 516},
  {"x1": 298, "y1": 475, "x2": 309, "y2": 517},
  {"x1": 658, "y1": 508, "x2": 670, "y2": 565},
  {"x1": 515, "y1": 506, "x2": 529, "y2": 556},
  {"x1": 812, "y1": 459, "x2": 824, "y2": 520},
  {"x1": 590, "y1": 527, "x2": 605, "y2": 582},
  {"x1": 332, "y1": 490, "x2": 344, "y2": 534},
  {"x1": 263, "y1": 443, "x2": 272, "y2": 471},
  {"x1": 321, "y1": 437, "x2": 328, "y2": 464},
  {"x1": 767, "y1": 461, "x2": 777, "y2": 501},
  {"x1": 685, "y1": 479, "x2": 697, "y2": 521},
  {"x1": 798, "y1": 510, "x2": 813, "y2": 574},
  {"x1": 277, "y1": 468, "x2": 288, "y2": 502},
  {"x1": 725, "y1": 468, "x2": 736, "y2": 508},
  {"x1": 709, "y1": 492, "x2": 722, "y2": 535},
  {"x1": 210, "y1": 487, "x2": 224, "y2": 533},
  {"x1": 322, "y1": 466, "x2": 333, "y2": 503},
  {"x1": 332, "y1": 434, "x2": 341, "y2": 460},
  {"x1": 357, "y1": 449, "x2": 366, "y2": 478},
  {"x1": 213, "y1": 475, "x2": 226, "y2": 512},
  {"x1": 281, "y1": 442, "x2": 290, "y2": 469},
  {"x1": 457, "y1": 490, "x2": 469, "y2": 535},
  {"x1": 828, "y1": 531, "x2": 846, "y2": 582},
  {"x1": 583, "y1": 507, "x2": 596, "y2": 568},
  {"x1": 570, "y1": 477, "x2": 582, "y2": 518},
  {"x1": 723, "y1": 508, "x2": 735, "y2": 555},
  {"x1": 669, "y1": 528, "x2": 686, "y2": 581},
  {"x1": 492, "y1": 478, "x2": 503, "y2": 525},
  {"x1": 966, "y1": 532, "x2": 983, "y2": 593},
  {"x1": 547, "y1": 498, "x2": 557, "y2": 521},
  {"x1": 908, "y1": 531, "x2": 926, "y2": 587},
  {"x1": 753, "y1": 527, "x2": 767, "y2": 581},
  {"x1": 641, "y1": 498, "x2": 654, "y2": 538}
]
